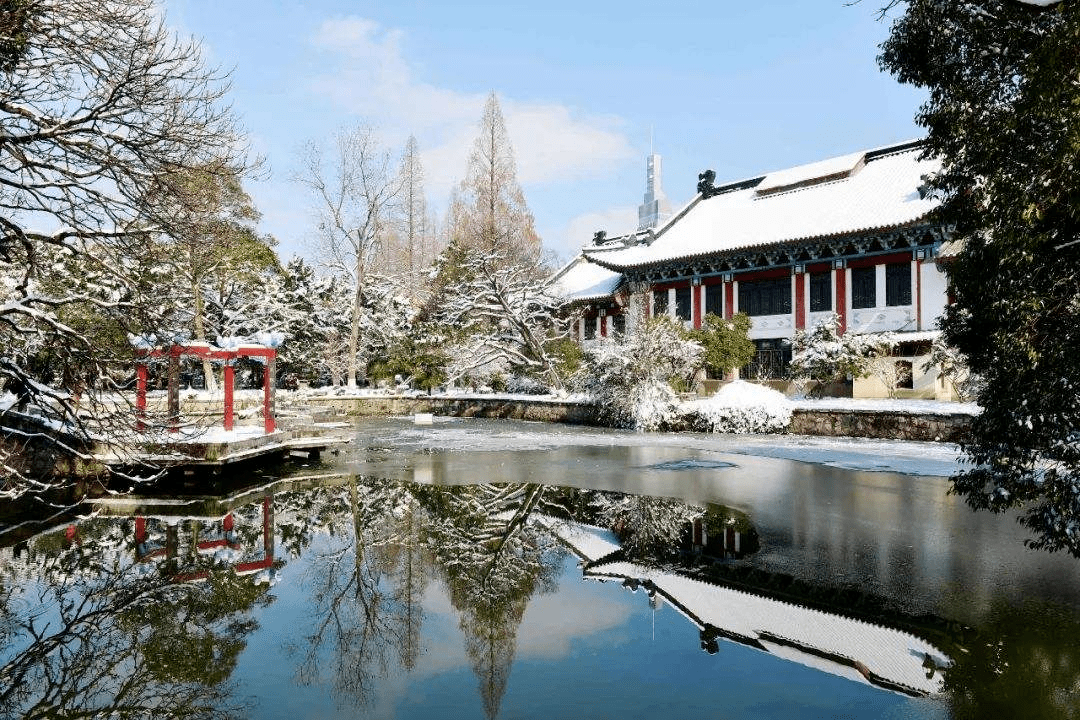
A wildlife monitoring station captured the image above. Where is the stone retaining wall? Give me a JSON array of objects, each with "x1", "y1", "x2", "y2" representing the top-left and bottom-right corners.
[
  {"x1": 305, "y1": 395, "x2": 601, "y2": 425},
  {"x1": 789, "y1": 408, "x2": 970, "y2": 443}
]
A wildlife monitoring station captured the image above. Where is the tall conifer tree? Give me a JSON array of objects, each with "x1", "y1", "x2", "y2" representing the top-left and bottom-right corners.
[{"x1": 880, "y1": 0, "x2": 1080, "y2": 554}]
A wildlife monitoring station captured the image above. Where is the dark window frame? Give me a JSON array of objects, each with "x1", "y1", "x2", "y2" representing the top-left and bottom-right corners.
[
  {"x1": 885, "y1": 262, "x2": 912, "y2": 307},
  {"x1": 738, "y1": 277, "x2": 792, "y2": 317},
  {"x1": 851, "y1": 266, "x2": 876, "y2": 309},
  {"x1": 652, "y1": 289, "x2": 668, "y2": 317},
  {"x1": 674, "y1": 286, "x2": 692, "y2": 322},
  {"x1": 809, "y1": 272, "x2": 831, "y2": 312},
  {"x1": 704, "y1": 283, "x2": 724, "y2": 318}
]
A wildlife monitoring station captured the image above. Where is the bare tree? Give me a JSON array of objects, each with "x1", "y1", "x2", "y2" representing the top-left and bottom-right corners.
[
  {"x1": 297, "y1": 127, "x2": 403, "y2": 388},
  {"x1": 0, "y1": 0, "x2": 252, "y2": 486},
  {"x1": 452, "y1": 92, "x2": 539, "y2": 259},
  {"x1": 396, "y1": 135, "x2": 429, "y2": 300}
]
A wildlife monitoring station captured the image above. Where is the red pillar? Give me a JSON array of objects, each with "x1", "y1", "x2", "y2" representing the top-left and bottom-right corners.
[
  {"x1": 692, "y1": 284, "x2": 702, "y2": 329},
  {"x1": 262, "y1": 353, "x2": 276, "y2": 434},
  {"x1": 794, "y1": 271, "x2": 806, "y2": 330},
  {"x1": 723, "y1": 281, "x2": 734, "y2": 320},
  {"x1": 135, "y1": 361, "x2": 147, "y2": 431},
  {"x1": 167, "y1": 346, "x2": 180, "y2": 433},
  {"x1": 223, "y1": 362, "x2": 235, "y2": 431},
  {"x1": 835, "y1": 266, "x2": 847, "y2": 335}
]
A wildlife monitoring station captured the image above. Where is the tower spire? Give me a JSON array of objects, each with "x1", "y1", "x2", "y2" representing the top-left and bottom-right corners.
[{"x1": 637, "y1": 143, "x2": 671, "y2": 231}]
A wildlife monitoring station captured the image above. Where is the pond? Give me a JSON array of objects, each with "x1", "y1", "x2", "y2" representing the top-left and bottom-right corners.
[{"x1": 2, "y1": 417, "x2": 1079, "y2": 719}]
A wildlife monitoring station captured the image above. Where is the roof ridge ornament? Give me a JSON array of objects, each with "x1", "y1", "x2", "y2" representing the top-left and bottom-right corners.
[{"x1": 697, "y1": 169, "x2": 718, "y2": 198}]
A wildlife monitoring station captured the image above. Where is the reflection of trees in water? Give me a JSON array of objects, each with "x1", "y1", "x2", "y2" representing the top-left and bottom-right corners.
[
  {"x1": 418, "y1": 483, "x2": 565, "y2": 720},
  {"x1": 0, "y1": 525, "x2": 271, "y2": 720},
  {"x1": 944, "y1": 599, "x2": 1080, "y2": 720},
  {"x1": 286, "y1": 476, "x2": 430, "y2": 710}
]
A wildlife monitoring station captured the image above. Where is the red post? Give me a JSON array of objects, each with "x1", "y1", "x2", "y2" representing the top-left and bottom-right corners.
[
  {"x1": 223, "y1": 362, "x2": 235, "y2": 431},
  {"x1": 167, "y1": 345, "x2": 180, "y2": 433},
  {"x1": 835, "y1": 266, "x2": 847, "y2": 335},
  {"x1": 723, "y1": 281, "x2": 734, "y2": 320},
  {"x1": 135, "y1": 361, "x2": 147, "y2": 431},
  {"x1": 692, "y1": 284, "x2": 702, "y2": 330},
  {"x1": 794, "y1": 271, "x2": 806, "y2": 330},
  {"x1": 262, "y1": 352, "x2": 276, "y2": 434}
]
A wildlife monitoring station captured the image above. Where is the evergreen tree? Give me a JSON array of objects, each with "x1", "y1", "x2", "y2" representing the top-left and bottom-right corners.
[{"x1": 880, "y1": 1, "x2": 1080, "y2": 554}]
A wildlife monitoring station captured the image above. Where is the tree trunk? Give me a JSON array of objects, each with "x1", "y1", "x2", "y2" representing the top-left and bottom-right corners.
[{"x1": 192, "y1": 278, "x2": 217, "y2": 393}]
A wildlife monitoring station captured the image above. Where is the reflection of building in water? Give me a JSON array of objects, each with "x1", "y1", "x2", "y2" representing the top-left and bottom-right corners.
[
  {"x1": 544, "y1": 517, "x2": 949, "y2": 697},
  {"x1": 132, "y1": 497, "x2": 276, "y2": 582}
]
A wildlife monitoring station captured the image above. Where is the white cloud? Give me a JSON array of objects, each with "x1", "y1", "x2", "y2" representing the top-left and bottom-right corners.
[
  {"x1": 551, "y1": 205, "x2": 639, "y2": 262},
  {"x1": 307, "y1": 17, "x2": 634, "y2": 206}
]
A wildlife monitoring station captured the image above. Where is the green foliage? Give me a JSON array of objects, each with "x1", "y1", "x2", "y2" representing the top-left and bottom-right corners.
[
  {"x1": 0, "y1": 0, "x2": 32, "y2": 72},
  {"x1": 881, "y1": 1, "x2": 1080, "y2": 554},
  {"x1": 368, "y1": 331, "x2": 449, "y2": 391},
  {"x1": 688, "y1": 312, "x2": 754, "y2": 379},
  {"x1": 542, "y1": 336, "x2": 583, "y2": 380}
]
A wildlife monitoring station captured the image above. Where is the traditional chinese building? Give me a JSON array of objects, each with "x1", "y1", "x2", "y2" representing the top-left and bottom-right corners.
[{"x1": 554, "y1": 140, "x2": 958, "y2": 399}]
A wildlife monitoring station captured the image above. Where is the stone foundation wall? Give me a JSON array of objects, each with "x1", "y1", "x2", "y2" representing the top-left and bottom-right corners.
[
  {"x1": 307, "y1": 396, "x2": 601, "y2": 425},
  {"x1": 789, "y1": 409, "x2": 970, "y2": 443}
]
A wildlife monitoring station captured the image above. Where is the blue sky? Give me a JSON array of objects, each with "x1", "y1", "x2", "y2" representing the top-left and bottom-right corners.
[{"x1": 163, "y1": 0, "x2": 926, "y2": 264}]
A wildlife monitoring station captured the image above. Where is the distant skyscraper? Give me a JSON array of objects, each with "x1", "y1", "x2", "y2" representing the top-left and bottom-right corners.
[{"x1": 637, "y1": 153, "x2": 672, "y2": 230}]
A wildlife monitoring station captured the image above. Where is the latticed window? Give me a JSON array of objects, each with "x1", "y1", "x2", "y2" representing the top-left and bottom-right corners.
[
  {"x1": 612, "y1": 313, "x2": 626, "y2": 336},
  {"x1": 809, "y1": 272, "x2": 831, "y2": 312},
  {"x1": 885, "y1": 262, "x2": 912, "y2": 306},
  {"x1": 675, "y1": 286, "x2": 692, "y2": 321},
  {"x1": 738, "y1": 278, "x2": 791, "y2": 316},
  {"x1": 652, "y1": 290, "x2": 668, "y2": 317},
  {"x1": 851, "y1": 266, "x2": 876, "y2": 309},
  {"x1": 705, "y1": 283, "x2": 723, "y2": 318},
  {"x1": 740, "y1": 338, "x2": 792, "y2": 380}
]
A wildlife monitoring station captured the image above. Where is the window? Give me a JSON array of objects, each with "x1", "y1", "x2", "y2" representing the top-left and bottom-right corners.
[
  {"x1": 885, "y1": 262, "x2": 912, "y2": 306},
  {"x1": 675, "y1": 286, "x2": 692, "y2": 322},
  {"x1": 652, "y1": 289, "x2": 668, "y2": 317},
  {"x1": 705, "y1": 283, "x2": 724, "y2": 318},
  {"x1": 740, "y1": 338, "x2": 792, "y2": 380},
  {"x1": 612, "y1": 313, "x2": 626, "y2": 336},
  {"x1": 895, "y1": 360, "x2": 914, "y2": 389},
  {"x1": 738, "y1": 278, "x2": 791, "y2": 316},
  {"x1": 809, "y1": 272, "x2": 831, "y2": 312},
  {"x1": 584, "y1": 315, "x2": 596, "y2": 340},
  {"x1": 851, "y1": 266, "x2": 876, "y2": 309}
]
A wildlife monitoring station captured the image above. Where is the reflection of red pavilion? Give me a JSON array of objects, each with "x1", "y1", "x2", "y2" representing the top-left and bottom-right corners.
[{"x1": 133, "y1": 497, "x2": 275, "y2": 582}]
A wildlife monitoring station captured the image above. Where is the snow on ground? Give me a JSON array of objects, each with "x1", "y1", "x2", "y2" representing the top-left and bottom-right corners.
[{"x1": 792, "y1": 397, "x2": 980, "y2": 415}]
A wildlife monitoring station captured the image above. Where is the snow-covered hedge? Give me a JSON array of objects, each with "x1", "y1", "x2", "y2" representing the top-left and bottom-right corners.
[{"x1": 681, "y1": 380, "x2": 792, "y2": 434}]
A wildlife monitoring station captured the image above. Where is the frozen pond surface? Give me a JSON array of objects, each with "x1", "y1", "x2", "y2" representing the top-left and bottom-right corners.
[{"x1": 2, "y1": 418, "x2": 1078, "y2": 718}]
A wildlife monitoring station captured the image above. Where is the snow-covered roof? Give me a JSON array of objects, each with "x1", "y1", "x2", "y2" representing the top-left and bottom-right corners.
[
  {"x1": 584, "y1": 142, "x2": 941, "y2": 271},
  {"x1": 550, "y1": 254, "x2": 623, "y2": 303},
  {"x1": 590, "y1": 559, "x2": 948, "y2": 697}
]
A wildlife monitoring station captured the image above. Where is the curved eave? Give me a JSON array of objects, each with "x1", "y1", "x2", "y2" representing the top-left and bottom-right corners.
[{"x1": 583, "y1": 216, "x2": 941, "y2": 274}]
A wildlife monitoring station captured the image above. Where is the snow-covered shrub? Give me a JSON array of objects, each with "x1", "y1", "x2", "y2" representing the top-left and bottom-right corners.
[
  {"x1": 572, "y1": 316, "x2": 703, "y2": 430},
  {"x1": 790, "y1": 313, "x2": 892, "y2": 396},
  {"x1": 922, "y1": 333, "x2": 981, "y2": 402},
  {"x1": 682, "y1": 380, "x2": 792, "y2": 433},
  {"x1": 505, "y1": 374, "x2": 550, "y2": 395}
]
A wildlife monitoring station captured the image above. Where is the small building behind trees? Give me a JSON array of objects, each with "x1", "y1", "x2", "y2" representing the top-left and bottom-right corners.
[{"x1": 557, "y1": 141, "x2": 962, "y2": 399}]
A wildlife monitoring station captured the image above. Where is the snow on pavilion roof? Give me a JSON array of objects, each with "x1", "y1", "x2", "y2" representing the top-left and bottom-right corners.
[
  {"x1": 583, "y1": 142, "x2": 942, "y2": 272},
  {"x1": 590, "y1": 558, "x2": 948, "y2": 697},
  {"x1": 550, "y1": 253, "x2": 623, "y2": 303}
]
